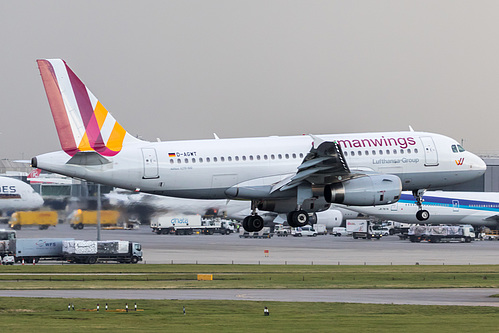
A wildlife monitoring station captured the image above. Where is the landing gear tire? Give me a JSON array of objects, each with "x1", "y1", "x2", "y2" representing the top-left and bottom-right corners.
[
  {"x1": 416, "y1": 210, "x2": 430, "y2": 221},
  {"x1": 242, "y1": 215, "x2": 264, "y2": 232},
  {"x1": 287, "y1": 210, "x2": 309, "y2": 228}
]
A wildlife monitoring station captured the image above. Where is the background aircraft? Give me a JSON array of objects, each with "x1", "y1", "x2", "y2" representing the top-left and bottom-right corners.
[
  {"x1": 0, "y1": 176, "x2": 44, "y2": 216},
  {"x1": 341, "y1": 191, "x2": 499, "y2": 228},
  {"x1": 106, "y1": 189, "x2": 353, "y2": 230},
  {"x1": 32, "y1": 59, "x2": 486, "y2": 232}
]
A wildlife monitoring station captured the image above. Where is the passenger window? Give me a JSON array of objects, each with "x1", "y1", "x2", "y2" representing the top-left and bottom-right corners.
[
  {"x1": 365, "y1": 150, "x2": 369, "y2": 156},
  {"x1": 278, "y1": 154, "x2": 282, "y2": 159},
  {"x1": 393, "y1": 149, "x2": 397, "y2": 154},
  {"x1": 372, "y1": 150, "x2": 376, "y2": 155},
  {"x1": 386, "y1": 150, "x2": 390, "y2": 155},
  {"x1": 357, "y1": 151, "x2": 362, "y2": 156},
  {"x1": 299, "y1": 153, "x2": 304, "y2": 158},
  {"x1": 221, "y1": 157, "x2": 225, "y2": 162},
  {"x1": 407, "y1": 149, "x2": 411, "y2": 154},
  {"x1": 271, "y1": 154, "x2": 275, "y2": 160},
  {"x1": 213, "y1": 157, "x2": 218, "y2": 162},
  {"x1": 264, "y1": 155, "x2": 268, "y2": 160},
  {"x1": 257, "y1": 155, "x2": 261, "y2": 160},
  {"x1": 228, "y1": 156, "x2": 232, "y2": 162},
  {"x1": 170, "y1": 159, "x2": 174, "y2": 164},
  {"x1": 292, "y1": 153, "x2": 296, "y2": 159},
  {"x1": 400, "y1": 149, "x2": 404, "y2": 154},
  {"x1": 414, "y1": 148, "x2": 418, "y2": 153},
  {"x1": 191, "y1": 158, "x2": 196, "y2": 163},
  {"x1": 242, "y1": 156, "x2": 246, "y2": 161},
  {"x1": 206, "y1": 157, "x2": 210, "y2": 162},
  {"x1": 379, "y1": 150, "x2": 383, "y2": 155},
  {"x1": 177, "y1": 158, "x2": 182, "y2": 164},
  {"x1": 249, "y1": 155, "x2": 254, "y2": 161},
  {"x1": 199, "y1": 158, "x2": 203, "y2": 163},
  {"x1": 285, "y1": 154, "x2": 289, "y2": 159}
]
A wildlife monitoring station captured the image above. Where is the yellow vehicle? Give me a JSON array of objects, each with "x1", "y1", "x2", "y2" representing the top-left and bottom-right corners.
[
  {"x1": 9, "y1": 211, "x2": 58, "y2": 230},
  {"x1": 69, "y1": 210, "x2": 121, "y2": 229}
]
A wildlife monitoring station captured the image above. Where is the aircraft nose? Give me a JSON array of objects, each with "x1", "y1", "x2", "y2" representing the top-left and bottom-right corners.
[{"x1": 470, "y1": 153, "x2": 486, "y2": 174}]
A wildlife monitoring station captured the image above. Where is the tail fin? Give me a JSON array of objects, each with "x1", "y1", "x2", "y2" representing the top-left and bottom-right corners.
[{"x1": 37, "y1": 59, "x2": 140, "y2": 157}]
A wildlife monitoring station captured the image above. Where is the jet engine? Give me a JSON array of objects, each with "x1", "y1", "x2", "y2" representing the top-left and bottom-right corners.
[{"x1": 324, "y1": 174, "x2": 401, "y2": 206}]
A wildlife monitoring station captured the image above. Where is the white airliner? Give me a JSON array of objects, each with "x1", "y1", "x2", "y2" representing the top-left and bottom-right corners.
[
  {"x1": 0, "y1": 176, "x2": 44, "y2": 213},
  {"x1": 32, "y1": 59, "x2": 486, "y2": 232},
  {"x1": 106, "y1": 189, "x2": 349, "y2": 230},
  {"x1": 340, "y1": 191, "x2": 499, "y2": 228}
]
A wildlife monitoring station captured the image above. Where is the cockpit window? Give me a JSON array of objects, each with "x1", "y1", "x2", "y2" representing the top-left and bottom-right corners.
[{"x1": 452, "y1": 144, "x2": 466, "y2": 153}]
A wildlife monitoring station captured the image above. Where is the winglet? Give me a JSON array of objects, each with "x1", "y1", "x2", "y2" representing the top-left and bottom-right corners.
[{"x1": 37, "y1": 59, "x2": 141, "y2": 157}]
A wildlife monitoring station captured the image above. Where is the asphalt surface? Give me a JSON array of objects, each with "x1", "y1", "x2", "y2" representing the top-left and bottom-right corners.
[
  {"x1": 4, "y1": 223, "x2": 499, "y2": 306},
  {"x1": 9, "y1": 223, "x2": 499, "y2": 265},
  {"x1": 1, "y1": 289, "x2": 499, "y2": 307}
]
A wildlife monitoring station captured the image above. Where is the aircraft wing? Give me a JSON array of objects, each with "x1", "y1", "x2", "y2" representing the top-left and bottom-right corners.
[
  {"x1": 271, "y1": 135, "x2": 353, "y2": 192},
  {"x1": 484, "y1": 215, "x2": 499, "y2": 223}
]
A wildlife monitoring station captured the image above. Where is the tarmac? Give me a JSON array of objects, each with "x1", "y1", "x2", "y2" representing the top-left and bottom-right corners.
[
  {"x1": 4, "y1": 223, "x2": 499, "y2": 306},
  {"x1": 11, "y1": 223, "x2": 499, "y2": 265}
]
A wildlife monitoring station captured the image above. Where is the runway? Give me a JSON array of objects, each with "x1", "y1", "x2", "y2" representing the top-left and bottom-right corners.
[{"x1": 2, "y1": 289, "x2": 499, "y2": 307}]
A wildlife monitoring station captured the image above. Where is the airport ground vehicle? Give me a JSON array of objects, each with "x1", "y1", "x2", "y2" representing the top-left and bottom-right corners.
[
  {"x1": 275, "y1": 225, "x2": 291, "y2": 237},
  {"x1": 408, "y1": 225, "x2": 475, "y2": 243},
  {"x1": 68, "y1": 210, "x2": 120, "y2": 229},
  {"x1": 346, "y1": 220, "x2": 382, "y2": 240},
  {"x1": 292, "y1": 226, "x2": 318, "y2": 237},
  {"x1": 332, "y1": 227, "x2": 348, "y2": 237},
  {"x1": 313, "y1": 224, "x2": 327, "y2": 235},
  {"x1": 1, "y1": 255, "x2": 14, "y2": 265},
  {"x1": 239, "y1": 227, "x2": 273, "y2": 239},
  {"x1": 0, "y1": 233, "x2": 142, "y2": 264},
  {"x1": 151, "y1": 214, "x2": 233, "y2": 235},
  {"x1": 9, "y1": 211, "x2": 58, "y2": 230},
  {"x1": 63, "y1": 240, "x2": 142, "y2": 264}
]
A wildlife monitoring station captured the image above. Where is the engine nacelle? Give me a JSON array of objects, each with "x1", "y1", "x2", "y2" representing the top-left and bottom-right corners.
[
  {"x1": 315, "y1": 209, "x2": 343, "y2": 230},
  {"x1": 324, "y1": 174, "x2": 401, "y2": 206}
]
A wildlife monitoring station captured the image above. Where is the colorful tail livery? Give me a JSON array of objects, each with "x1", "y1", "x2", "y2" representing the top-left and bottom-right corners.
[{"x1": 37, "y1": 59, "x2": 140, "y2": 157}]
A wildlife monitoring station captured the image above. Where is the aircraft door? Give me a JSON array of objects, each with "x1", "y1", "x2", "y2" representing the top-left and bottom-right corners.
[
  {"x1": 452, "y1": 200, "x2": 459, "y2": 212},
  {"x1": 142, "y1": 148, "x2": 159, "y2": 179},
  {"x1": 420, "y1": 136, "x2": 439, "y2": 166}
]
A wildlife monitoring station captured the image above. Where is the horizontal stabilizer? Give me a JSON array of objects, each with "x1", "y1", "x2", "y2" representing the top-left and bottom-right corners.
[{"x1": 66, "y1": 151, "x2": 110, "y2": 166}]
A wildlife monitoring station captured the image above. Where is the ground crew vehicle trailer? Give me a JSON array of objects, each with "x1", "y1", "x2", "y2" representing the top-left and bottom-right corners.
[
  {"x1": 12, "y1": 238, "x2": 71, "y2": 263},
  {"x1": 409, "y1": 225, "x2": 475, "y2": 243},
  {"x1": 151, "y1": 214, "x2": 232, "y2": 235},
  {"x1": 1, "y1": 236, "x2": 142, "y2": 264},
  {"x1": 63, "y1": 240, "x2": 142, "y2": 264},
  {"x1": 9, "y1": 211, "x2": 58, "y2": 230}
]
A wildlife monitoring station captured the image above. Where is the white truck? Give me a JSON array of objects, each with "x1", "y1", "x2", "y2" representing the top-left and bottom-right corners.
[
  {"x1": 151, "y1": 214, "x2": 233, "y2": 235},
  {"x1": 408, "y1": 225, "x2": 475, "y2": 243},
  {"x1": 274, "y1": 225, "x2": 291, "y2": 237},
  {"x1": 62, "y1": 240, "x2": 143, "y2": 264},
  {"x1": 332, "y1": 227, "x2": 349, "y2": 237},
  {"x1": 346, "y1": 220, "x2": 382, "y2": 240},
  {"x1": 0, "y1": 233, "x2": 142, "y2": 264},
  {"x1": 292, "y1": 226, "x2": 318, "y2": 237}
]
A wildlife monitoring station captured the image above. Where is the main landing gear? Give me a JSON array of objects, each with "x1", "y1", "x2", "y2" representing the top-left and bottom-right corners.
[
  {"x1": 413, "y1": 189, "x2": 430, "y2": 221},
  {"x1": 242, "y1": 215, "x2": 264, "y2": 232},
  {"x1": 287, "y1": 210, "x2": 309, "y2": 228}
]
